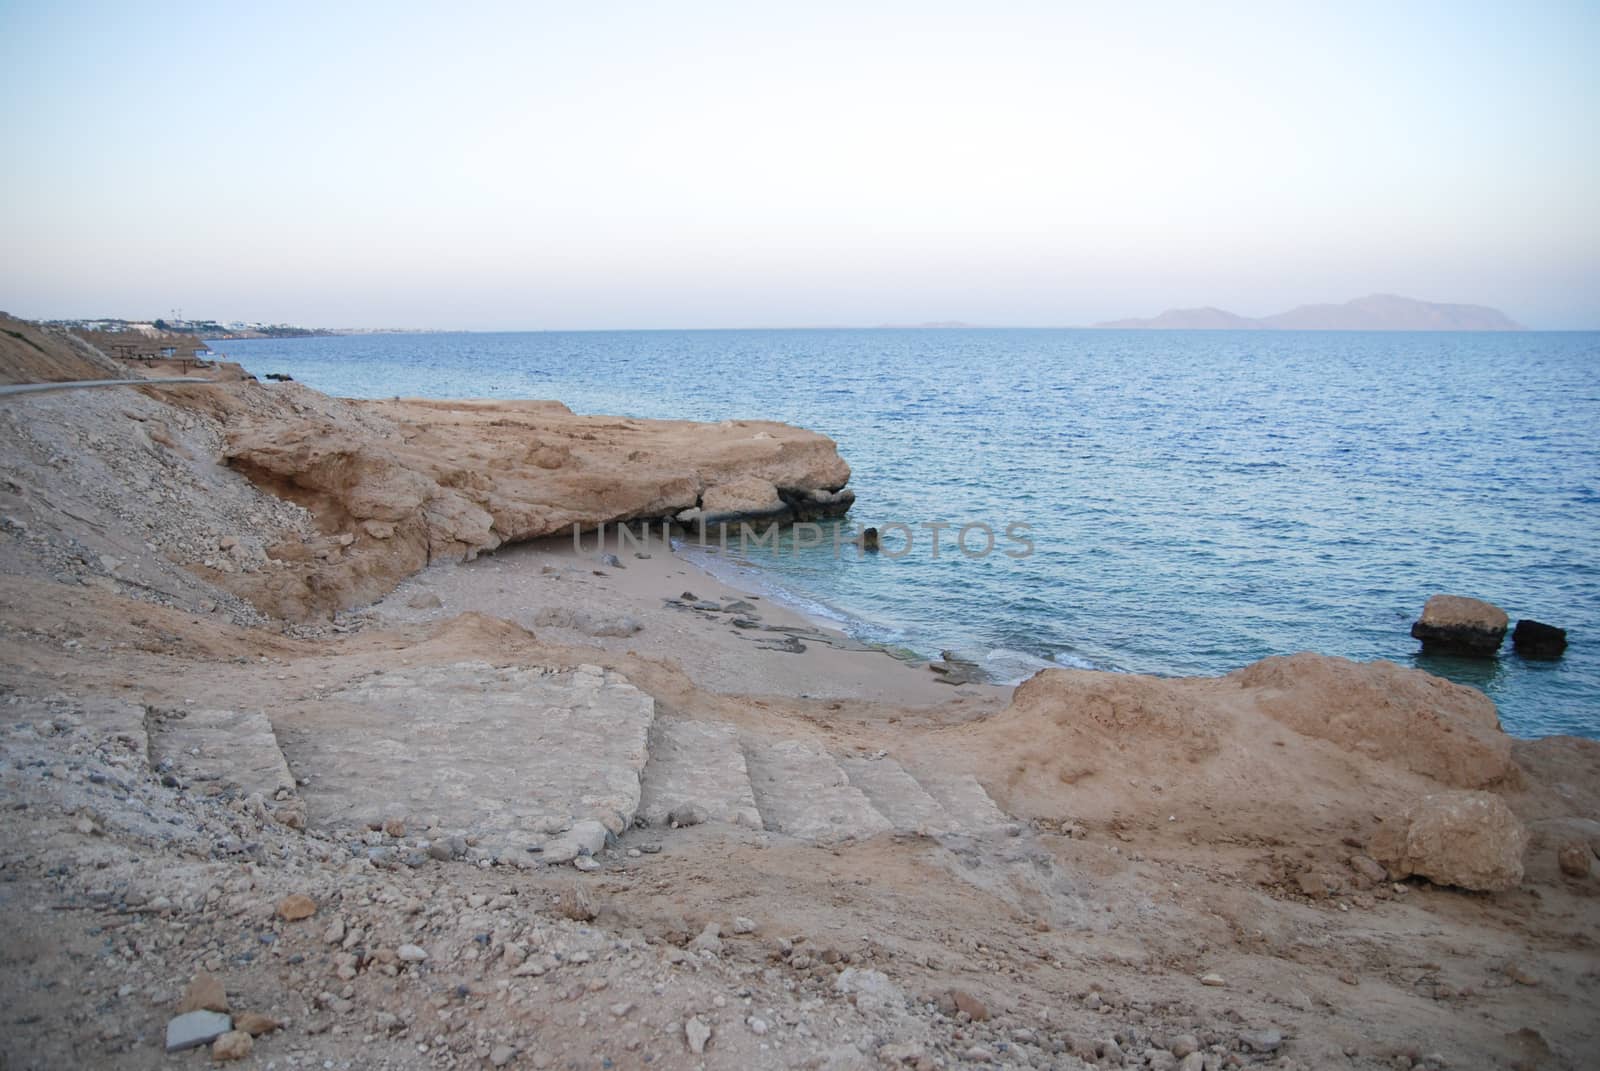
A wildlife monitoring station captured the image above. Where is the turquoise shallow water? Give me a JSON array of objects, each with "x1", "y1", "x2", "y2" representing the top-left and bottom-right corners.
[{"x1": 215, "y1": 329, "x2": 1600, "y2": 739}]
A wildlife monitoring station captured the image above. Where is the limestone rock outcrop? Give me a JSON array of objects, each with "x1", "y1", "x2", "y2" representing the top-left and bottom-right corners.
[
  {"x1": 1410, "y1": 595, "x2": 1508, "y2": 657},
  {"x1": 1369, "y1": 791, "x2": 1527, "y2": 891},
  {"x1": 218, "y1": 394, "x2": 853, "y2": 617}
]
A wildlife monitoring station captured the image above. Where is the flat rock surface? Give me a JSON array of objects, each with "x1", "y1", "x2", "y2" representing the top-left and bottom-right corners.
[
  {"x1": 637, "y1": 717, "x2": 762, "y2": 829},
  {"x1": 840, "y1": 755, "x2": 959, "y2": 836},
  {"x1": 291, "y1": 661, "x2": 654, "y2": 850},
  {"x1": 147, "y1": 707, "x2": 296, "y2": 798},
  {"x1": 742, "y1": 735, "x2": 893, "y2": 842}
]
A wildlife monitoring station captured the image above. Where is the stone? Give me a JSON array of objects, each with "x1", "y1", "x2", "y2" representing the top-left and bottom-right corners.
[
  {"x1": 1295, "y1": 872, "x2": 1329, "y2": 898},
  {"x1": 490, "y1": 1044, "x2": 515, "y2": 1067},
  {"x1": 668, "y1": 803, "x2": 707, "y2": 828},
  {"x1": 211, "y1": 1030, "x2": 253, "y2": 1061},
  {"x1": 732, "y1": 916, "x2": 757, "y2": 934},
  {"x1": 276, "y1": 893, "x2": 317, "y2": 921},
  {"x1": 1513, "y1": 619, "x2": 1568, "y2": 660},
  {"x1": 699, "y1": 477, "x2": 787, "y2": 523},
  {"x1": 1370, "y1": 791, "x2": 1527, "y2": 891},
  {"x1": 1410, "y1": 595, "x2": 1508, "y2": 657},
  {"x1": 747, "y1": 1016, "x2": 769, "y2": 1035},
  {"x1": 178, "y1": 971, "x2": 229, "y2": 1014},
  {"x1": 1349, "y1": 854, "x2": 1388, "y2": 884},
  {"x1": 397, "y1": 943, "x2": 428, "y2": 962},
  {"x1": 1557, "y1": 842, "x2": 1592, "y2": 878},
  {"x1": 689, "y1": 922, "x2": 723, "y2": 954},
  {"x1": 950, "y1": 989, "x2": 990, "y2": 1021},
  {"x1": 1239, "y1": 1028, "x2": 1282, "y2": 1053},
  {"x1": 835, "y1": 968, "x2": 904, "y2": 1015},
  {"x1": 165, "y1": 1010, "x2": 233, "y2": 1053},
  {"x1": 541, "y1": 818, "x2": 611, "y2": 865},
  {"x1": 860, "y1": 527, "x2": 881, "y2": 552},
  {"x1": 685, "y1": 1015, "x2": 712, "y2": 1054},
  {"x1": 1170, "y1": 1034, "x2": 1199, "y2": 1058},
  {"x1": 533, "y1": 606, "x2": 642, "y2": 637},
  {"x1": 323, "y1": 919, "x2": 346, "y2": 945},
  {"x1": 1179, "y1": 1055, "x2": 1205, "y2": 1071},
  {"x1": 573, "y1": 855, "x2": 600, "y2": 872},
  {"x1": 406, "y1": 591, "x2": 443, "y2": 610},
  {"x1": 1200, "y1": 973, "x2": 1226, "y2": 987},
  {"x1": 234, "y1": 1012, "x2": 282, "y2": 1037}
]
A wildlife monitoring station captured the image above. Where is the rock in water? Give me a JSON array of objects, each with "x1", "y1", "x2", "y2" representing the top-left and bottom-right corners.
[
  {"x1": 1410, "y1": 595, "x2": 1508, "y2": 657},
  {"x1": 1370, "y1": 791, "x2": 1527, "y2": 891},
  {"x1": 860, "y1": 526, "x2": 881, "y2": 552},
  {"x1": 1513, "y1": 619, "x2": 1568, "y2": 660},
  {"x1": 165, "y1": 1010, "x2": 233, "y2": 1052}
]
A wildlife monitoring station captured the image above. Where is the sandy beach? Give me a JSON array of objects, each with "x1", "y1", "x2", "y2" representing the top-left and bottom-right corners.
[{"x1": 2, "y1": 317, "x2": 1598, "y2": 1071}]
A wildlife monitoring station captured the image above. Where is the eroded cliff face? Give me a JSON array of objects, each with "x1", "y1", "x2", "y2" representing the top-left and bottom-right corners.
[
  {"x1": 217, "y1": 393, "x2": 853, "y2": 617},
  {"x1": 0, "y1": 326, "x2": 855, "y2": 621}
]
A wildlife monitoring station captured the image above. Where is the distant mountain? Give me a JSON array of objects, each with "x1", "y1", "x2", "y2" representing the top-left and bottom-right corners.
[{"x1": 1094, "y1": 294, "x2": 1524, "y2": 331}]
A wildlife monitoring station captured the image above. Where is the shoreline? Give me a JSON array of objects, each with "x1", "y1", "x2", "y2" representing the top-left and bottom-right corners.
[{"x1": 2, "y1": 320, "x2": 1598, "y2": 1069}]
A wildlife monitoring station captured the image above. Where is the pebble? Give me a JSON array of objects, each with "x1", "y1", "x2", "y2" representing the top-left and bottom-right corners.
[
  {"x1": 747, "y1": 1016, "x2": 769, "y2": 1036},
  {"x1": 685, "y1": 1015, "x2": 712, "y2": 1054},
  {"x1": 732, "y1": 916, "x2": 757, "y2": 934},
  {"x1": 574, "y1": 855, "x2": 600, "y2": 872},
  {"x1": 397, "y1": 943, "x2": 428, "y2": 962},
  {"x1": 1239, "y1": 1028, "x2": 1283, "y2": 1053},
  {"x1": 490, "y1": 1044, "x2": 515, "y2": 1067},
  {"x1": 1170, "y1": 1034, "x2": 1199, "y2": 1058},
  {"x1": 211, "y1": 1030, "x2": 253, "y2": 1061},
  {"x1": 950, "y1": 989, "x2": 990, "y2": 1021},
  {"x1": 276, "y1": 892, "x2": 317, "y2": 921},
  {"x1": 234, "y1": 1011, "x2": 282, "y2": 1037},
  {"x1": 1200, "y1": 972, "x2": 1226, "y2": 987}
]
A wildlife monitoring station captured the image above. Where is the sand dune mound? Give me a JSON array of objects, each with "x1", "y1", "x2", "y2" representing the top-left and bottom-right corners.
[
  {"x1": 1230, "y1": 652, "x2": 1515, "y2": 788},
  {"x1": 970, "y1": 653, "x2": 1528, "y2": 853}
]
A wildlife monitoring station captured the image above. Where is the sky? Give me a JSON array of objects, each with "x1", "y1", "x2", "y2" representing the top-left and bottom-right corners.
[{"x1": 1, "y1": 1, "x2": 1597, "y2": 330}]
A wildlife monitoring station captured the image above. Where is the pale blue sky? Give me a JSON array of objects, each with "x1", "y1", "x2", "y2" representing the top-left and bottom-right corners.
[{"x1": 2, "y1": 1, "x2": 1596, "y2": 328}]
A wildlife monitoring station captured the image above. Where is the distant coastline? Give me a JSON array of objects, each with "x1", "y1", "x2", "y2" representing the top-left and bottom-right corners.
[{"x1": 1094, "y1": 293, "x2": 1524, "y2": 331}]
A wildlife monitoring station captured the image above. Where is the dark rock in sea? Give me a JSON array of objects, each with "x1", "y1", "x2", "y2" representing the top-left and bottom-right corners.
[
  {"x1": 263, "y1": 373, "x2": 294, "y2": 382},
  {"x1": 1513, "y1": 620, "x2": 1568, "y2": 660},
  {"x1": 1411, "y1": 595, "x2": 1508, "y2": 657},
  {"x1": 860, "y1": 527, "x2": 881, "y2": 552}
]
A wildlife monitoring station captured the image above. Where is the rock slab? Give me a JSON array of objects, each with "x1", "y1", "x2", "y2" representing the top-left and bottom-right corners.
[{"x1": 165, "y1": 1010, "x2": 233, "y2": 1052}]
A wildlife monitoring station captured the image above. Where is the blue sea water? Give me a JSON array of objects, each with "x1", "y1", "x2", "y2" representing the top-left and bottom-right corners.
[{"x1": 214, "y1": 329, "x2": 1600, "y2": 739}]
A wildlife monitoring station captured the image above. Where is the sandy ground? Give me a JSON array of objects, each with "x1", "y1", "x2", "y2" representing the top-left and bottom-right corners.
[{"x1": 369, "y1": 528, "x2": 1011, "y2": 709}]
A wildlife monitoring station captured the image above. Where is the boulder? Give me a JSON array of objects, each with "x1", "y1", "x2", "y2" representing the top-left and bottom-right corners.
[
  {"x1": 1410, "y1": 595, "x2": 1508, "y2": 657},
  {"x1": 1369, "y1": 791, "x2": 1527, "y2": 891},
  {"x1": 699, "y1": 477, "x2": 788, "y2": 524},
  {"x1": 1512, "y1": 619, "x2": 1568, "y2": 660}
]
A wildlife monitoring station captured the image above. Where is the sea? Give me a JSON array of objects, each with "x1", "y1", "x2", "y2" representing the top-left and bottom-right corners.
[{"x1": 212, "y1": 329, "x2": 1600, "y2": 740}]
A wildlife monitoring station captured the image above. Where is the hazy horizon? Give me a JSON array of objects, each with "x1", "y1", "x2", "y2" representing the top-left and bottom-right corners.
[{"x1": 3, "y1": 2, "x2": 1597, "y2": 330}]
